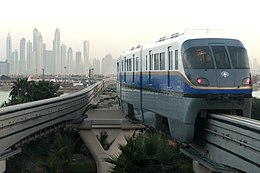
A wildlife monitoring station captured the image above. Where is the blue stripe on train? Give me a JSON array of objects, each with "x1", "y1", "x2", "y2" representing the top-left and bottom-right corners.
[{"x1": 118, "y1": 73, "x2": 252, "y2": 95}]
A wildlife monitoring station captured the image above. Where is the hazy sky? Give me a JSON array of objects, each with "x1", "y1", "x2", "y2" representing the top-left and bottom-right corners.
[{"x1": 0, "y1": 0, "x2": 259, "y2": 63}]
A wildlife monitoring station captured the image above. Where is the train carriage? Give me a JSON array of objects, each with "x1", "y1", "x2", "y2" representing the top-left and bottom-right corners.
[{"x1": 117, "y1": 32, "x2": 252, "y2": 143}]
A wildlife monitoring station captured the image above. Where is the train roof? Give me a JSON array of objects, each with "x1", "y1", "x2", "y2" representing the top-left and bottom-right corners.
[{"x1": 120, "y1": 32, "x2": 241, "y2": 57}]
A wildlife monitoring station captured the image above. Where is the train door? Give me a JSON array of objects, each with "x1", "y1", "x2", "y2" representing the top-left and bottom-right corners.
[
  {"x1": 133, "y1": 54, "x2": 135, "y2": 83},
  {"x1": 210, "y1": 45, "x2": 235, "y2": 87},
  {"x1": 124, "y1": 57, "x2": 126, "y2": 82},
  {"x1": 149, "y1": 50, "x2": 153, "y2": 85}
]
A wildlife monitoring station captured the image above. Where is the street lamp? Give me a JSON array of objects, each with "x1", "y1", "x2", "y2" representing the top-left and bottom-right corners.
[{"x1": 42, "y1": 68, "x2": 45, "y2": 81}]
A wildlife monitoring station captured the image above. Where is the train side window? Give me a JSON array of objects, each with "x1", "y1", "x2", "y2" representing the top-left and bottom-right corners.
[
  {"x1": 133, "y1": 55, "x2": 135, "y2": 71},
  {"x1": 154, "y1": 53, "x2": 159, "y2": 70},
  {"x1": 121, "y1": 60, "x2": 124, "y2": 71},
  {"x1": 212, "y1": 46, "x2": 231, "y2": 69},
  {"x1": 136, "y1": 57, "x2": 139, "y2": 71},
  {"x1": 127, "y1": 59, "x2": 130, "y2": 71},
  {"x1": 129, "y1": 59, "x2": 133, "y2": 71},
  {"x1": 149, "y1": 51, "x2": 153, "y2": 70},
  {"x1": 175, "y1": 50, "x2": 178, "y2": 70},
  {"x1": 124, "y1": 57, "x2": 126, "y2": 71},
  {"x1": 160, "y1": 52, "x2": 165, "y2": 70},
  {"x1": 168, "y1": 47, "x2": 173, "y2": 70},
  {"x1": 117, "y1": 62, "x2": 119, "y2": 72},
  {"x1": 145, "y1": 55, "x2": 148, "y2": 71}
]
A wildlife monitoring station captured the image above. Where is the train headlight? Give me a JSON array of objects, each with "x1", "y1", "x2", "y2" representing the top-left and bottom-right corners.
[
  {"x1": 197, "y1": 77, "x2": 209, "y2": 86},
  {"x1": 242, "y1": 77, "x2": 251, "y2": 86}
]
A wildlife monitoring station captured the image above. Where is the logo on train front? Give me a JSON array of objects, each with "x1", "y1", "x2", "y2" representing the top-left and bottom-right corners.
[{"x1": 221, "y1": 71, "x2": 229, "y2": 78}]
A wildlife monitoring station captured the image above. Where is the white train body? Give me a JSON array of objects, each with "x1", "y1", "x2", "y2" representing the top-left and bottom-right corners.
[{"x1": 117, "y1": 33, "x2": 252, "y2": 143}]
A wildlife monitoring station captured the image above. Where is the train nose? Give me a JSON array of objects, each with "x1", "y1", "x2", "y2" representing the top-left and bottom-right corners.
[{"x1": 216, "y1": 70, "x2": 235, "y2": 87}]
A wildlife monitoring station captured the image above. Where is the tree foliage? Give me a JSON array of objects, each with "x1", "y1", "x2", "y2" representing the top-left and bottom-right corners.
[
  {"x1": 96, "y1": 131, "x2": 115, "y2": 150},
  {"x1": 106, "y1": 132, "x2": 192, "y2": 173},
  {"x1": 1, "y1": 77, "x2": 62, "y2": 107},
  {"x1": 6, "y1": 131, "x2": 96, "y2": 173}
]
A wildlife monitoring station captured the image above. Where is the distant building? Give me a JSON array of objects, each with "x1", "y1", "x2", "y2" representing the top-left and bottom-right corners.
[
  {"x1": 61, "y1": 44, "x2": 67, "y2": 74},
  {"x1": 101, "y1": 54, "x2": 116, "y2": 74},
  {"x1": 45, "y1": 50, "x2": 55, "y2": 74},
  {"x1": 6, "y1": 33, "x2": 12, "y2": 61},
  {"x1": 0, "y1": 60, "x2": 9, "y2": 75},
  {"x1": 19, "y1": 38, "x2": 26, "y2": 74},
  {"x1": 67, "y1": 47, "x2": 74, "y2": 74},
  {"x1": 93, "y1": 58, "x2": 100, "y2": 74},
  {"x1": 252, "y1": 58, "x2": 260, "y2": 73},
  {"x1": 83, "y1": 40, "x2": 90, "y2": 72},
  {"x1": 27, "y1": 41, "x2": 33, "y2": 74},
  {"x1": 33, "y1": 28, "x2": 44, "y2": 74},
  {"x1": 53, "y1": 28, "x2": 61, "y2": 73},
  {"x1": 75, "y1": 51, "x2": 84, "y2": 74},
  {"x1": 9, "y1": 50, "x2": 18, "y2": 74}
]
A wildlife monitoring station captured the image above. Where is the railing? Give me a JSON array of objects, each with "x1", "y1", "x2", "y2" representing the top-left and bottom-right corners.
[{"x1": 183, "y1": 113, "x2": 260, "y2": 173}]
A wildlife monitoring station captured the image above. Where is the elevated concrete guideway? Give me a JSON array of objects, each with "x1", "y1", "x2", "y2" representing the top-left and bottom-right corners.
[
  {"x1": 0, "y1": 80, "x2": 106, "y2": 173},
  {"x1": 70, "y1": 89, "x2": 144, "y2": 173}
]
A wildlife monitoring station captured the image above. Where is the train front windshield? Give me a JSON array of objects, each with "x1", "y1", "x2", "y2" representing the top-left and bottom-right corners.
[
  {"x1": 182, "y1": 44, "x2": 250, "y2": 70},
  {"x1": 181, "y1": 38, "x2": 251, "y2": 87}
]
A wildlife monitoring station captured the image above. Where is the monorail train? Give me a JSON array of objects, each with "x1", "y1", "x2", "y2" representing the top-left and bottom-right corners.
[{"x1": 116, "y1": 33, "x2": 252, "y2": 143}]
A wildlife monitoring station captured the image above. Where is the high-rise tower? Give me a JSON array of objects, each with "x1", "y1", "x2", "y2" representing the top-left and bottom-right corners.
[
  {"x1": 61, "y1": 44, "x2": 67, "y2": 74},
  {"x1": 67, "y1": 47, "x2": 74, "y2": 74},
  {"x1": 19, "y1": 38, "x2": 26, "y2": 74},
  {"x1": 6, "y1": 33, "x2": 12, "y2": 62},
  {"x1": 33, "y1": 28, "x2": 39, "y2": 52},
  {"x1": 27, "y1": 41, "x2": 33, "y2": 74},
  {"x1": 76, "y1": 51, "x2": 82, "y2": 74},
  {"x1": 33, "y1": 28, "x2": 43, "y2": 74},
  {"x1": 83, "y1": 40, "x2": 90, "y2": 73},
  {"x1": 53, "y1": 28, "x2": 61, "y2": 73}
]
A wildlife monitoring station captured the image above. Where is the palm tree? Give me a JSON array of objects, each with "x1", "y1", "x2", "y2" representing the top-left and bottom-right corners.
[
  {"x1": 32, "y1": 80, "x2": 62, "y2": 101},
  {"x1": 106, "y1": 133, "x2": 188, "y2": 173},
  {"x1": 96, "y1": 131, "x2": 115, "y2": 150},
  {"x1": 2, "y1": 77, "x2": 63, "y2": 107},
  {"x1": 9, "y1": 77, "x2": 34, "y2": 104}
]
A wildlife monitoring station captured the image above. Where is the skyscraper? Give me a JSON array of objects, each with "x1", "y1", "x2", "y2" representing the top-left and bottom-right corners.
[
  {"x1": 93, "y1": 58, "x2": 100, "y2": 74},
  {"x1": 37, "y1": 33, "x2": 44, "y2": 75},
  {"x1": 53, "y1": 28, "x2": 61, "y2": 73},
  {"x1": 45, "y1": 50, "x2": 55, "y2": 74},
  {"x1": 61, "y1": 44, "x2": 67, "y2": 74},
  {"x1": 33, "y1": 28, "x2": 39, "y2": 52},
  {"x1": 6, "y1": 33, "x2": 12, "y2": 62},
  {"x1": 101, "y1": 54, "x2": 116, "y2": 74},
  {"x1": 83, "y1": 40, "x2": 90, "y2": 72},
  {"x1": 33, "y1": 28, "x2": 43, "y2": 74},
  {"x1": 75, "y1": 51, "x2": 83, "y2": 74},
  {"x1": 0, "y1": 60, "x2": 9, "y2": 75},
  {"x1": 9, "y1": 50, "x2": 18, "y2": 74},
  {"x1": 67, "y1": 47, "x2": 74, "y2": 74},
  {"x1": 19, "y1": 38, "x2": 26, "y2": 74},
  {"x1": 27, "y1": 41, "x2": 33, "y2": 74}
]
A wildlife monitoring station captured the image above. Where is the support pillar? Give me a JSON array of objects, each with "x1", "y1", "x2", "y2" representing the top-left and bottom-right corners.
[
  {"x1": 193, "y1": 160, "x2": 214, "y2": 173},
  {"x1": 69, "y1": 105, "x2": 144, "y2": 173},
  {"x1": 78, "y1": 129, "x2": 136, "y2": 173},
  {"x1": 0, "y1": 160, "x2": 6, "y2": 173}
]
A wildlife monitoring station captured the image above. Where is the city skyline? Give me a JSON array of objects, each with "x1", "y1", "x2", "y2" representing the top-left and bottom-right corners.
[
  {"x1": 1, "y1": 28, "x2": 116, "y2": 75},
  {"x1": 0, "y1": 0, "x2": 259, "y2": 63}
]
